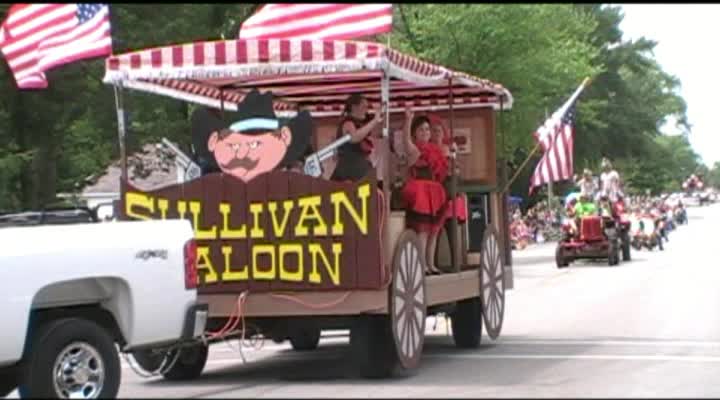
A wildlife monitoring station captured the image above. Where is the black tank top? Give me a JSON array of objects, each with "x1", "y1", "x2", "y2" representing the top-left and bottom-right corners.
[{"x1": 330, "y1": 116, "x2": 373, "y2": 181}]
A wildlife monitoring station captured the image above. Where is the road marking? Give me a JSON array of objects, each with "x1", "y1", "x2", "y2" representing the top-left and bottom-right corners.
[
  {"x1": 493, "y1": 339, "x2": 720, "y2": 348},
  {"x1": 424, "y1": 353, "x2": 720, "y2": 363}
]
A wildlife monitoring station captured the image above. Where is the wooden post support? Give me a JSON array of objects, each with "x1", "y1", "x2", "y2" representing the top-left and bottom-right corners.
[
  {"x1": 448, "y1": 76, "x2": 460, "y2": 272},
  {"x1": 381, "y1": 68, "x2": 392, "y2": 282}
]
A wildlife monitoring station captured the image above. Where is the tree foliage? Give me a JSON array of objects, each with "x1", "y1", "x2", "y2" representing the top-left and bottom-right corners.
[
  {"x1": 708, "y1": 162, "x2": 720, "y2": 189},
  {"x1": 0, "y1": 4, "x2": 703, "y2": 211}
]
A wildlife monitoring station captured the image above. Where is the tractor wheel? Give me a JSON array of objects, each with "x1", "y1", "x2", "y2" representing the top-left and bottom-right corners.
[
  {"x1": 555, "y1": 245, "x2": 569, "y2": 268},
  {"x1": 621, "y1": 231, "x2": 631, "y2": 261},
  {"x1": 608, "y1": 240, "x2": 620, "y2": 266}
]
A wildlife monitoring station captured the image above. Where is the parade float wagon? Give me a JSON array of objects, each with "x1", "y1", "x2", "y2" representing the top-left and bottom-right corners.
[{"x1": 103, "y1": 37, "x2": 514, "y2": 378}]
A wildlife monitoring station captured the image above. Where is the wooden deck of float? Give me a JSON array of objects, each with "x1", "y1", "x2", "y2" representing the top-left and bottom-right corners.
[{"x1": 201, "y1": 267, "x2": 480, "y2": 318}]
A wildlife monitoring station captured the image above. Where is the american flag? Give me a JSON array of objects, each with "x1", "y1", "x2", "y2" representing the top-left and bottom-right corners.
[
  {"x1": 0, "y1": 3, "x2": 112, "y2": 89},
  {"x1": 529, "y1": 103, "x2": 576, "y2": 193},
  {"x1": 238, "y1": 3, "x2": 393, "y2": 40},
  {"x1": 529, "y1": 79, "x2": 589, "y2": 194}
]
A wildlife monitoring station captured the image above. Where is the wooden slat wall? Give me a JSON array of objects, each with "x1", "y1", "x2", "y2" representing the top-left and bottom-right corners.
[
  {"x1": 218, "y1": 174, "x2": 250, "y2": 293},
  {"x1": 119, "y1": 171, "x2": 381, "y2": 294}
]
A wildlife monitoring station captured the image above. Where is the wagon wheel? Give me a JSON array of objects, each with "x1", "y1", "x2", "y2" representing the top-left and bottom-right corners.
[
  {"x1": 390, "y1": 230, "x2": 427, "y2": 370},
  {"x1": 480, "y1": 226, "x2": 505, "y2": 340}
]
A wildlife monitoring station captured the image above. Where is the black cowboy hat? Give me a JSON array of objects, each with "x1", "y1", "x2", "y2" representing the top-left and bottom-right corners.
[
  {"x1": 229, "y1": 89, "x2": 280, "y2": 135},
  {"x1": 232, "y1": 89, "x2": 315, "y2": 169}
]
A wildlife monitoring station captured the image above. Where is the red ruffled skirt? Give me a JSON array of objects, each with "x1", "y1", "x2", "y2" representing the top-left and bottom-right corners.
[
  {"x1": 439, "y1": 194, "x2": 468, "y2": 222},
  {"x1": 426, "y1": 194, "x2": 469, "y2": 234},
  {"x1": 402, "y1": 178, "x2": 447, "y2": 233}
]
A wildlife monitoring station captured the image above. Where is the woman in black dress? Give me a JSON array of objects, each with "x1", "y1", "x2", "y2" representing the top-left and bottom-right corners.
[{"x1": 330, "y1": 94, "x2": 383, "y2": 182}]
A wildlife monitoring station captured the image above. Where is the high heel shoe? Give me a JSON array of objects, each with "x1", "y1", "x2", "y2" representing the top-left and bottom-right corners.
[{"x1": 426, "y1": 264, "x2": 442, "y2": 275}]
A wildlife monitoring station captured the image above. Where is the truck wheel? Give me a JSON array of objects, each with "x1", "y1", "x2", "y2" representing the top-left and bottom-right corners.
[
  {"x1": 289, "y1": 327, "x2": 321, "y2": 351},
  {"x1": 451, "y1": 297, "x2": 482, "y2": 348},
  {"x1": 161, "y1": 343, "x2": 208, "y2": 381},
  {"x1": 349, "y1": 315, "x2": 398, "y2": 379},
  {"x1": 0, "y1": 367, "x2": 18, "y2": 397},
  {"x1": 18, "y1": 318, "x2": 120, "y2": 399}
]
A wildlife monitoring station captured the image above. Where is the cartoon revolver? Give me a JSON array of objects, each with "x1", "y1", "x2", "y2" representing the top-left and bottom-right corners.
[{"x1": 303, "y1": 134, "x2": 353, "y2": 178}]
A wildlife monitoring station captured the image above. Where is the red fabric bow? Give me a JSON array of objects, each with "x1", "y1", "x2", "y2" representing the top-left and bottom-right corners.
[{"x1": 415, "y1": 141, "x2": 449, "y2": 182}]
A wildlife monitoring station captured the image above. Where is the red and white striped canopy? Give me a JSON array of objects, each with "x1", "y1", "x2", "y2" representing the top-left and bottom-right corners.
[{"x1": 103, "y1": 38, "x2": 513, "y2": 116}]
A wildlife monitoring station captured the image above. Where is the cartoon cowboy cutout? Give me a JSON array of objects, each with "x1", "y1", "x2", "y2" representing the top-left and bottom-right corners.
[{"x1": 207, "y1": 89, "x2": 313, "y2": 183}]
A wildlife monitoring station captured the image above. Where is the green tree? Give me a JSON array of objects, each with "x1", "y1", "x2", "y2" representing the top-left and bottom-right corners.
[{"x1": 707, "y1": 162, "x2": 720, "y2": 189}]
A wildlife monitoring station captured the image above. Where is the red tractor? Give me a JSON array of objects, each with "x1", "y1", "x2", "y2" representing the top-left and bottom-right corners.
[{"x1": 556, "y1": 200, "x2": 631, "y2": 268}]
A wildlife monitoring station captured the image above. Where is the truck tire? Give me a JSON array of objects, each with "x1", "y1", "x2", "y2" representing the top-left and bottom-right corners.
[
  {"x1": 161, "y1": 343, "x2": 208, "y2": 381},
  {"x1": 289, "y1": 327, "x2": 321, "y2": 351},
  {"x1": 0, "y1": 367, "x2": 18, "y2": 397},
  {"x1": 18, "y1": 318, "x2": 120, "y2": 399},
  {"x1": 451, "y1": 297, "x2": 482, "y2": 348},
  {"x1": 349, "y1": 315, "x2": 398, "y2": 379}
]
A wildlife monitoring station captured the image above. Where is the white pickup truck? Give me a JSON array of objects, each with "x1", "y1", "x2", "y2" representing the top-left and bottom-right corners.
[{"x1": 0, "y1": 212, "x2": 208, "y2": 399}]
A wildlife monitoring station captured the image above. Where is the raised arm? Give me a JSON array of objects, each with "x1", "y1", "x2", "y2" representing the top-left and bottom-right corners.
[
  {"x1": 343, "y1": 110, "x2": 383, "y2": 143},
  {"x1": 404, "y1": 109, "x2": 421, "y2": 165},
  {"x1": 573, "y1": 174, "x2": 581, "y2": 186}
]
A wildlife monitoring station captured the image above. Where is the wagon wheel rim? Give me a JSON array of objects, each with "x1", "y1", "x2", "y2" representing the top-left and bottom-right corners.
[
  {"x1": 391, "y1": 230, "x2": 427, "y2": 369},
  {"x1": 480, "y1": 227, "x2": 505, "y2": 340}
]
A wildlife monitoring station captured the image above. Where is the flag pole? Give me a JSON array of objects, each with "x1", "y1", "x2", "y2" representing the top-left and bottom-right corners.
[
  {"x1": 502, "y1": 142, "x2": 541, "y2": 193},
  {"x1": 545, "y1": 107, "x2": 553, "y2": 209}
]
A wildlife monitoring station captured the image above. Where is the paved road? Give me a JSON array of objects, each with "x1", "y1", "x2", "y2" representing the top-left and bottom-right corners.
[{"x1": 9, "y1": 204, "x2": 720, "y2": 398}]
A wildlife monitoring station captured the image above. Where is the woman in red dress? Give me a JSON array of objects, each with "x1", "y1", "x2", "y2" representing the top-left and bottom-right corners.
[
  {"x1": 401, "y1": 109, "x2": 449, "y2": 274},
  {"x1": 426, "y1": 112, "x2": 468, "y2": 252}
]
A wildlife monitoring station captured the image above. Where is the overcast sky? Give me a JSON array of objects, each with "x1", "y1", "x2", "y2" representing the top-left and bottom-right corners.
[{"x1": 619, "y1": 4, "x2": 720, "y2": 167}]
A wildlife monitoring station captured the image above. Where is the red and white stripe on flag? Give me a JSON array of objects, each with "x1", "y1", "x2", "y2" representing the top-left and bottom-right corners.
[
  {"x1": 0, "y1": 3, "x2": 112, "y2": 89},
  {"x1": 533, "y1": 114, "x2": 561, "y2": 152},
  {"x1": 529, "y1": 105, "x2": 576, "y2": 193},
  {"x1": 238, "y1": 3, "x2": 393, "y2": 40}
]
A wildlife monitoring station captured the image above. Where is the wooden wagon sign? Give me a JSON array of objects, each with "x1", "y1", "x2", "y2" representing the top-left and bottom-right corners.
[
  {"x1": 104, "y1": 35, "x2": 517, "y2": 380},
  {"x1": 120, "y1": 171, "x2": 384, "y2": 294}
]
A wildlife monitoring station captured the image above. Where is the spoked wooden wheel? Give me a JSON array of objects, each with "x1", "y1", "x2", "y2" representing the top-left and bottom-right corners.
[
  {"x1": 480, "y1": 226, "x2": 505, "y2": 340},
  {"x1": 390, "y1": 230, "x2": 427, "y2": 370}
]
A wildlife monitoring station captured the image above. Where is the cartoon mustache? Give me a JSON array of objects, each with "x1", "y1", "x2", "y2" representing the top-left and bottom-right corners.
[{"x1": 221, "y1": 156, "x2": 259, "y2": 171}]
